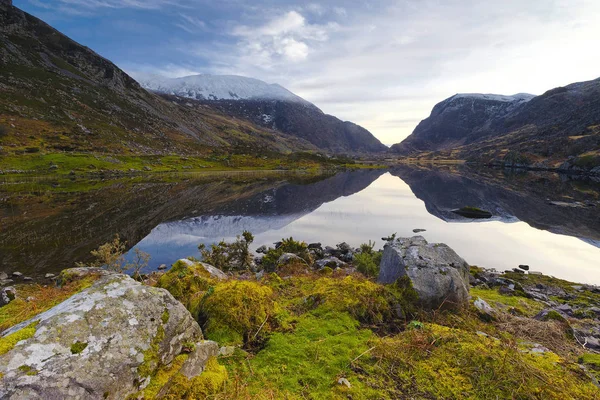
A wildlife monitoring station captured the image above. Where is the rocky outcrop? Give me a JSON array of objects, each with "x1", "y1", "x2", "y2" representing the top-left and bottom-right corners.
[
  {"x1": 177, "y1": 259, "x2": 228, "y2": 280},
  {"x1": 391, "y1": 78, "x2": 600, "y2": 167},
  {"x1": 378, "y1": 236, "x2": 470, "y2": 310},
  {"x1": 0, "y1": 271, "x2": 214, "y2": 400}
]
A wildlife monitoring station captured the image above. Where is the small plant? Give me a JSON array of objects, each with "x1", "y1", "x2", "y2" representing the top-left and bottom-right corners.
[
  {"x1": 382, "y1": 233, "x2": 397, "y2": 242},
  {"x1": 78, "y1": 235, "x2": 150, "y2": 276},
  {"x1": 198, "y1": 231, "x2": 254, "y2": 272},
  {"x1": 261, "y1": 237, "x2": 312, "y2": 272}
]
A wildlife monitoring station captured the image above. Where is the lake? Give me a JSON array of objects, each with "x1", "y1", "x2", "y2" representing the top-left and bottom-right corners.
[{"x1": 1, "y1": 166, "x2": 599, "y2": 284}]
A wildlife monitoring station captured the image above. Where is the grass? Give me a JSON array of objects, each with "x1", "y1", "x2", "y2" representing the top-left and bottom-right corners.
[
  {"x1": 471, "y1": 287, "x2": 545, "y2": 317},
  {"x1": 0, "y1": 274, "x2": 99, "y2": 332}
]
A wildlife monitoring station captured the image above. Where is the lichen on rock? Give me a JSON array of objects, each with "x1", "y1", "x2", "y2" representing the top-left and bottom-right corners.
[{"x1": 0, "y1": 273, "x2": 203, "y2": 399}]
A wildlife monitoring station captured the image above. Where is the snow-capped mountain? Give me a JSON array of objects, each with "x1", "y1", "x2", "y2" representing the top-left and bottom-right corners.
[
  {"x1": 136, "y1": 73, "x2": 388, "y2": 153},
  {"x1": 135, "y1": 73, "x2": 309, "y2": 104}
]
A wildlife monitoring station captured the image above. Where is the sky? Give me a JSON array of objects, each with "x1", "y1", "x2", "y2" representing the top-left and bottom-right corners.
[{"x1": 15, "y1": 0, "x2": 600, "y2": 144}]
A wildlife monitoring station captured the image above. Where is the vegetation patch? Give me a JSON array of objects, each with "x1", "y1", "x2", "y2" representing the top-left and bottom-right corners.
[
  {"x1": 162, "y1": 356, "x2": 228, "y2": 399},
  {"x1": 70, "y1": 341, "x2": 88, "y2": 354},
  {"x1": 470, "y1": 287, "x2": 544, "y2": 316},
  {"x1": 0, "y1": 276, "x2": 99, "y2": 332},
  {"x1": 0, "y1": 321, "x2": 39, "y2": 356}
]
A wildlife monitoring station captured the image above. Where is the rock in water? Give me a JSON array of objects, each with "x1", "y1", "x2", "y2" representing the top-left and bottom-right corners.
[
  {"x1": 0, "y1": 272, "x2": 205, "y2": 399},
  {"x1": 378, "y1": 236, "x2": 470, "y2": 310}
]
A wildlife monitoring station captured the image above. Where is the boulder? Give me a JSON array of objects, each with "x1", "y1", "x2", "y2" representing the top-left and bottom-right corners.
[
  {"x1": 177, "y1": 259, "x2": 227, "y2": 280},
  {"x1": 378, "y1": 236, "x2": 470, "y2": 310},
  {"x1": 315, "y1": 257, "x2": 347, "y2": 270},
  {"x1": 277, "y1": 253, "x2": 308, "y2": 268},
  {"x1": 0, "y1": 273, "x2": 207, "y2": 400}
]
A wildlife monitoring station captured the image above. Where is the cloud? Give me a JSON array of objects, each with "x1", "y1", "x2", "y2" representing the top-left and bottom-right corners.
[
  {"x1": 228, "y1": 10, "x2": 337, "y2": 65},
  {"x1": 43, "y1": 0, "x2": 600, "y2": 144}
]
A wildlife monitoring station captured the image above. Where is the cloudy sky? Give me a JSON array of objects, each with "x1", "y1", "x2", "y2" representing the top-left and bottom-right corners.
[{"x1": 16, "y1": 0, "x2": 600, "y2": 144}]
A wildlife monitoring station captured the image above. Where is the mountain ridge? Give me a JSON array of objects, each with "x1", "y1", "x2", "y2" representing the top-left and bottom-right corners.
[
  {"x1": 391, "y1": 77, "x2": 600, "y2": 168},
  {"x1": 141, "y1": 73, "x2": 388, "y2": 154}
]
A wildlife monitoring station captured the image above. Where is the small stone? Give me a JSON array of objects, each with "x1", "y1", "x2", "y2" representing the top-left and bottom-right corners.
[
  {"x1": 255, "y1": 270, "x2": 265, "y2": 280},
  {"x1": 157, "y1": 264, "x2": 167, "y2": 270},
  {"x1": 45, "y1": 273, "x2": 56, "y2": 279},
  {"x1": 219, "y1": 346, "x2": 235, "y2": 357},
  {"x1": 143, "y1": 166, "x2": 152, "y2": 171},
  {"x1": 512, "y1": 268, "x2": 525, "y2": 274},
  {"x1": 529, "y1": 271, "x2": 543, "y2": 275},
  {"x1": 518, "y1": 265, "x2": 530, "y2": 271},
  {"x1": 24, "y1": 276, "x2": 33, "y2": 281},
  {"x1": 308, "y1": 243, "x2": 322, "y2": 250},
  {"x1": 256, "y1": 245, "x2": 268, "y2": 254},
  {"x1": 0, "y1": 272, "x2": 7, "y2": 280},
  {"x1": 337, "y1": 378, "x2": 351, "y2": 388},
  {"x1": 12, "y1": 271, "x2": 22, "y2": 277},
  {"x1": 413, "y1": 229, "x2": 426, "y2": 233}
]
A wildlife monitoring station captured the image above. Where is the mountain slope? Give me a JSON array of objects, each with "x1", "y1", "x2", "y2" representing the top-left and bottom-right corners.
[
  {"x1": 135, "y1": 73, "x2": 308, "y2": 104},
  {"x1": 140, "y1": 74, "x2": 388, "y2": 154},
  {"x1": 0, "y1": 2, "x2": 316, "y2": 156},
  {"x1": 391, "y1": 78, "x2": 600, "y2": 168},
  {"x1": 391, "y1": 93, "x2": 535, "y2": 154}
]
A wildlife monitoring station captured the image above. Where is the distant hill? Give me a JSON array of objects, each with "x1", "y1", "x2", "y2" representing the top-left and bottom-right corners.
[
  {"x1": 391, "y1": 79, "x2": 600, "y2": 170},
  {"x1": 139, "y1": 74, "x2": 388, "y2": 154},
  {"x1": 0, "y1": 2, "x2": 317, "y2": 156}
]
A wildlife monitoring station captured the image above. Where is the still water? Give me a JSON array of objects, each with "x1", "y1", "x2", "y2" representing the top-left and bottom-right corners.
[
  {"x1": 1, "y1": 166, "x2": 599, "y2": 284},
  {"x1": 128, "y1": 168, "x2": 600, "y2": 284}
]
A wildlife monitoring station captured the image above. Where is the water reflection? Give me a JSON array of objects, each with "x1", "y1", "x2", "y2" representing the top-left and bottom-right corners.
[
  {"x1": 131, "y1": 166, "x2": 600, "y2": 283},
  {"x1": 2, "y1": 166, "x2": 599, "y2": 284}
]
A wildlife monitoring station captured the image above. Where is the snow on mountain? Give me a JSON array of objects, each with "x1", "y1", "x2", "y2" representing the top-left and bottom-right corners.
[
  {"x1": 451, "y1": 93, "x2": 536, "y2": 102},
  {"x1": 134, "y1": 73, "x2": 309, "y2": 104}
]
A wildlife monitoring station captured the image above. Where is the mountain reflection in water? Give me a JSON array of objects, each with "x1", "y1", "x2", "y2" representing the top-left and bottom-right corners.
[{"x1": 2, "y1": 166, "x2": 599, "y2": 283}]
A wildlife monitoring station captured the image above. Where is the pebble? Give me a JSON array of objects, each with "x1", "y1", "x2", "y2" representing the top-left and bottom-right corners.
[
  {"x1": 24, "y1": 277, "x2": 33, "y2": 281},
  {"x1": 157, "y1": 264, "x2": 167, "y2": 270},
  {"x1": 12, "y1": 271, "x2": 23, "y2": 277},
  {"x1": 413, "y1": 229, "x2": 427, "y2": 233},
  {"x1": 518, "y1": 264, "x2": 530, "y2": 271},
  {"x1": 45, "y1": 273, "x2": 56, "y2": 279},
  {"x1": 337, "y1": 378, "x2": 352, "y2": 388}
]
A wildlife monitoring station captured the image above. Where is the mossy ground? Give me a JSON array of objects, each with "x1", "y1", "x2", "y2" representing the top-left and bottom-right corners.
[
  {"x1": 152, "y1": 261, "x2": 600, "y2": 399},
  {"x1": 0, "y1": 274, "x2": 99, "y2": 332}
]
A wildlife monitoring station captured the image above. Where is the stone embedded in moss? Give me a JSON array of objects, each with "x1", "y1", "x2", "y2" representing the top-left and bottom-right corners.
[{"x1": 163, "y1": 356, "x2": 228, "y2": 399}]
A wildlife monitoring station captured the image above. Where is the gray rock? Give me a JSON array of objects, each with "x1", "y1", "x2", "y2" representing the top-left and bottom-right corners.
[
  {"x1": 518, "y1": 264, "x2": 530, "y2": 271},
  {"x1": 336, "y1": 242, "x2": 352, "y2": 254},
  {"x1": 276, "y1": 253, "x2": 307, "y2": 268},
  {"x1": 0, "y1": 273, "x2": 204, "y2": 400},
  {"x1": 1, "y1": 286, "x2": 16, "y2": 306},
  {"x1": 474, "y1": 297, "x2": 496, "y2": 320},
  {"x1": 178, "y1": 341, "x2": 219, "y2": 378},
  {"x1": 337, "y1": 377, "x2": 352, "y2": 388},
  {"x1": 23, "y1": 277, "x2": 33, "y2": 281},
  {"x1": 255, "y1": 270, "x2": 265, "y2": 280},
  {"x1": 219, "y1": 346, "x2": 236, "y2": 357},
  {"x1": 308, "y1": 243, "x2": 322, "y2": 250},
  {"x1": 0, "y1": 272, "x2": 8, "y2": 280},
  {"x1": 178, "y1": 259, "x2": 227, "y2": 280},
  {"x1": 315, "y1": 257, "x2": 347, "y2": 269},
  {"x1": 44, "y1": 273, "x2": 55, "y2": 279},
  {"x1": 256, "y1": 245, "x2": 268, "y2": 254},
  {"x1": 12, "y1": 272, "x2": 22, "y2": 278},
  {"x1": 378, "y1": 236, "x2": 470, "y2": 310},
  {"x1": 413, "y1": 229, "x2": 426, "y2": 233},
  {"x1": 157, "y1": 264, "x2": 167, "y2": 270}
]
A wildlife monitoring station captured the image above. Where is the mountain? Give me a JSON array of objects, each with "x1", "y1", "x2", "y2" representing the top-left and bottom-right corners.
[
  {"x1": 0, "y1": 2, "x2": 316, "y2": 156},
  {"x1": 135, "y1": 73, "x2": 308, "y2": 104},
  {"x1": 391, "y1": 78, "x2": 600, "y2": 169},
  {"x1": 139, "y1": 74, "x2": 388, "y2": 154}
]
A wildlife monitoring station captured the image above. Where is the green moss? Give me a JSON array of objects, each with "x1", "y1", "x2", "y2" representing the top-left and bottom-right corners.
[
  {"x1": 0, "y1": 321, "x2": 39, "y2": 356},
  {"x1": 201, "y1": 281, "x2": 275, "y2": 345},
  {"x1": 470, "y1": 288, "x2": 545, "y2": 317},
  {"x1": 156, "y1": 260, "x2": 214, "y2": 320},
  {"x1": 161, "y1": 309, "x2": 170, "y2": 325},
  {"x1": 163, "y1": 357, "x2": 228, "y2": 399},
  {"x1": 368, "y1": 323, "x2": 598, "y2": 399},
  {"x1": 70, "y1": 341, "x2": 88, "y2": 354},
  {"x1": 18, "y1": 365, "x2": 38, "y2": 375},
  {"x1": 138, "y1": 324, "x2": 166, "y2": 380},
  {"x1": 221, "y1": 311, "x2": 376, "y2": 399},
  {"x1": 580, "y1": 353, "x2": 600, "y2": 369},
  {"x1": 141, "y1": 353, "x2": 188, "y2": 399}
]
